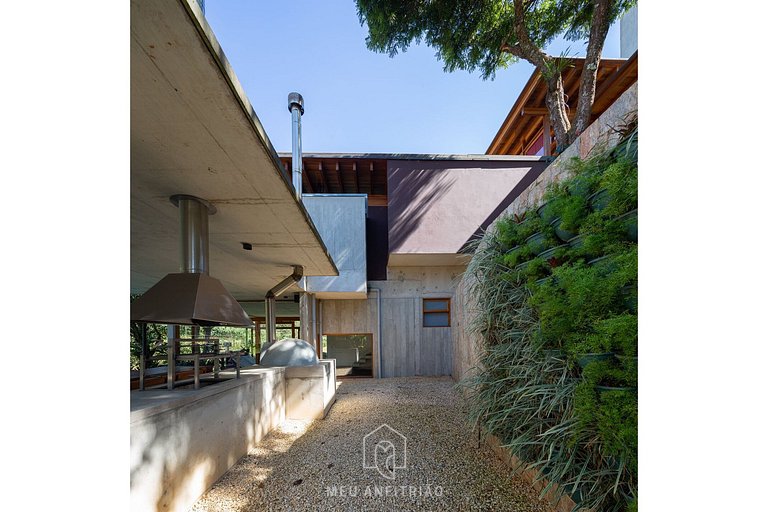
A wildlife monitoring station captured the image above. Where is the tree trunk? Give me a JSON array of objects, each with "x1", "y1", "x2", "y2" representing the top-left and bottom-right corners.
[
  {"x1": 544, "y1": 75, "x2": 572, "y2": 153},
  {"x1": 504, "y1": 0, "x2": 614, "y2": 153},
  {"x1": 571, "y1": 0, "x2": 613, "y2": 138}
]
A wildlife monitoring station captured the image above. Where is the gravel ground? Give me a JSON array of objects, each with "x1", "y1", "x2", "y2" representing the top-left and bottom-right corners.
[{"x1": 191, "y1": 377, "x2": 551, "y2": 512}]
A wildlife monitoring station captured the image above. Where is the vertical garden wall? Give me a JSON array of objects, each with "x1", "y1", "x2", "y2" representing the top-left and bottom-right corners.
[{"x1": 460, "y1": 118, "x2": 638, "y2": 512}]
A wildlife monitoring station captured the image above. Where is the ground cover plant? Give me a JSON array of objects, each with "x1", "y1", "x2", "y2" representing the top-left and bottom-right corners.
[{"x1": 461, "y1": 120, "x2": 638, "y2": 511}]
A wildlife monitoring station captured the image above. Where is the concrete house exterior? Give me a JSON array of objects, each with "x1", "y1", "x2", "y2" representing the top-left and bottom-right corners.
[
  {"x1": 129, "y1": 0, "x2": 638, "y2": 510},
  {"x1": 280, "y1": 153, "x2": 549, "y2": 378}
]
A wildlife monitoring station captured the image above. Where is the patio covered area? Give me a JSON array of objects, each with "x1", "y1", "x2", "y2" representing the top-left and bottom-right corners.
[
  {"x1": 131, "y1": 0, "x2": 337, "y2": 299},
  {"x1": 130, "y1": 1, "x2": 339, "y2": 510}
]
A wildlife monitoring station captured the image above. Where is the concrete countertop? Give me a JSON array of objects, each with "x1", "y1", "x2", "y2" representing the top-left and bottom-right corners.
[{"x1": 130, "y1": 365, "x2": 284, "y2": 422}]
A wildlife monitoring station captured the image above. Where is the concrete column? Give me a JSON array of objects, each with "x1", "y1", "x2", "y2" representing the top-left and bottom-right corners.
[
  {"x1": 314, "y1": 299, "x2": 322, "y2": 357},
  {"x1": 299, "y1": 292, "x2": 315, "y2": 343},
  {"x1": 314, "y1": 299, "x2": 323, "y2": 357}
]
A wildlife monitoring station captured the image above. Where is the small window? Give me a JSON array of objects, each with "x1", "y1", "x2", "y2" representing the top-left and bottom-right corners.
[{"x1": 423, "y1": 298, "x2": 450, "y2": 327}]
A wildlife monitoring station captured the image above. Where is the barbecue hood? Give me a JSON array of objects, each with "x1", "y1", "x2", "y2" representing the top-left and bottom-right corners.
[{"x1": 131, "y1": 194, "x2": 252, "y2": 327}]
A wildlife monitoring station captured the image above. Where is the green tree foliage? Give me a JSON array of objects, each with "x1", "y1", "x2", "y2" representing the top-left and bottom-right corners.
[
  {"x1": 129, "y1": 294, "x2": 167, "y2": 370},
  {"x1": 356, "y1": 0, "x2": 636, "y2": 151}
]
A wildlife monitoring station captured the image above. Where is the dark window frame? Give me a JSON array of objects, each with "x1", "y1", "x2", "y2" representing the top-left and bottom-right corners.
[{"x1": 422, "y1": 298, "x2": 451, "y2": 328}]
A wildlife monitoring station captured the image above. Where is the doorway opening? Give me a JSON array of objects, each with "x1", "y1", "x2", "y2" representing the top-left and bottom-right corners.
[{"x1": 323, "y1": 334, "x2": 373, "y2": 378}]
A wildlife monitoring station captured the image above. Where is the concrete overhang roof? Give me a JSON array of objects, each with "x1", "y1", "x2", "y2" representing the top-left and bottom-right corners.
[
  {"x1": 278, "y1": 152, "x2": 547, "y2": 161},
  {"x1": 131, "y1": 0, "x2": 337, "y2": 300}
]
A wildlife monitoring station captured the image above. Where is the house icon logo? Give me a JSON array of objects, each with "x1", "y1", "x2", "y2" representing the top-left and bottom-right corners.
[{"x1": 363, "y1": 424, "x2": 407, "y2": 480}]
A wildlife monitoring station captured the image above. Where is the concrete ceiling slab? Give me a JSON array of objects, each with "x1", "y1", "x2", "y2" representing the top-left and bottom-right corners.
[{"x1": 131, "y1": 0, "x2": 337, "y2": 300}]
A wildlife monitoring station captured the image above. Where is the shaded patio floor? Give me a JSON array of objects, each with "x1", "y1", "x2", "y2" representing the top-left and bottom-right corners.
[{"x1": 191, "y1": 377, "x2": 551, "y2": 511}]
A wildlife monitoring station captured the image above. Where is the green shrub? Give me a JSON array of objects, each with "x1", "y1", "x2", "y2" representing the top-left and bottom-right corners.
[
  {"x1": 581, "y1": 359, "x2": 634, "y2": 388},
  {"x1": 596, "y1": 390, "x2": 638, "y2": 471},
  {"x1": 523, "y1": 257, "x2": 551, "y2": 281},
  {"x1": 600, "y1": 158, "x2": 638, "y2": 218},
  {"x1": 503, "y1": 244, "x2": 534, "y2": 268},
  {"x1": 496, "y1": 215, "x2": 521, "y2": 250},
  {"x1": 495, "y1": 210, "x2": 548, "y2": 251},
  {"x1": 529, "y1": 279, "x2": 573, "y2": 347},
  {"x1": 592, "y1": 314, "x2": 638, "y2": 357},
  {"x1": 543, "y1": 174, "x2": 591, "y2": 235},
  {"x1": 517, "y1": 211, "x2": 545, "y2": 239}
]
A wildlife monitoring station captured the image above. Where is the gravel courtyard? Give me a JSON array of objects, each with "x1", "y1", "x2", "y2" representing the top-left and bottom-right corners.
[{"x1": 191, "y1": 377, "x2": 551, "y2": 512}]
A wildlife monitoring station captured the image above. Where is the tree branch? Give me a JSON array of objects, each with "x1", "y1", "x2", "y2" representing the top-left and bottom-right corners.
[
  {"x1": 500, "y1": 42, "x2": 523, "y2": 58},
  {"x1": 509, "y1": 0, "x2": 572, "y2": 152},
  {"x1": 512, "y1": 0, "x2": 549, "y2": 68}
]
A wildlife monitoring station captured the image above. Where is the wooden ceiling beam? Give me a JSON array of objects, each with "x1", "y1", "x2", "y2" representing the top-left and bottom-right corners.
[
  {"x1": 352, "y1": 162, "x2": 359, "y2": 194},
  {"x1": 335, "y1": 162, "x2": 343, "y2": 193},
  {"x1": 368, "y1": 162, "x2": 374, "y2": 195},
  {"x1": 521, "y1": 107, "x2": 548, "y2": 116},
  {"x1": 566, "y1": 61, "x2": 624, "y2": 117},
  {"x1": 518, "y1": 117, "x2": 543, "y2": 155},
  {"x1": 283, "y1": 158, "x2": 314, "y2": 193},
  {"x1": 317, "y1": 161, "x2": 328, "y2": 193},
  {"x1": 302, "y1": 167, "x2": 314, "y2": 193},
  {"x1": 494, "y1": 74, "x2": 541, "y2": 154},
  {"x1": 592, "y1": 52, "x2": 638, "y2": 114},
  {"x1": 505, "y1": 115, "x2": 537, "y2": 155},
  {"x1": 542, "y1": 114, "x2": 552, "y2": 157},
  {"x1": 368, "y1": 194, "x2": 387, "y2": 206}
]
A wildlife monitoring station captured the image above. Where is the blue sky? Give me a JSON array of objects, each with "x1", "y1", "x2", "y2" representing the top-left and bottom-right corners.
[{"x1": 205, "y1": 0, "x2": 622, "y2": 154}]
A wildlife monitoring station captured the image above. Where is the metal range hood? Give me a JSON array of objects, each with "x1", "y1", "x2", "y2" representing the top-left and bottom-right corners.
[{"x1": 131, "y1": 194, "x2": 252, "y2": 327}]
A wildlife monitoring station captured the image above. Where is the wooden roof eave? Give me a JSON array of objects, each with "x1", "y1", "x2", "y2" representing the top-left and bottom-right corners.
[
  {"x1": 487, "y1": 58, "x2": 631, "y2": 156},
  {"x1": 591, "y1": 51, "x2": 638, "y2": 114},
  {"x1": 487, "y1": 71, "x2": 542, "y2": 154}
]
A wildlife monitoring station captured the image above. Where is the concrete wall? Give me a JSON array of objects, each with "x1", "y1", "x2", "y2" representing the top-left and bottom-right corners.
[
  {"x1": 303, "y1": 194, "x2": 367, "y2": 297},
  {"x1": 620, "y1": 5, "x2": 638, "y2": 58},
  {"x1": 387, "y1": 159, "x2": 547, "y2": 256},
  {"x1": 451, "y1": 82, "x2": 638, "y2": 382},
  {"x1": 130, "y1": 368, "x2": 285, "y2": 512},
  {"x1": 321, "y1": 265, "x2": 463, "y2": 378},
  {"x1": 452, "y1": 274, "x2": 482, "y2": 382},
  {"x1": 285, "y1": 359, "x2": 337, "y2": 420}
]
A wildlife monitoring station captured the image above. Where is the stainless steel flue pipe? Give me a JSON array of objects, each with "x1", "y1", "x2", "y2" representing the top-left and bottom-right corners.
[
  {"x1": 288, "y1": 92, "x2": 304, "y2": 201},
  {"x1": 171, "y1": 194, "x2": 217, "y2": 275},
  {"x1": 265, "y1": 265, "x2": 304, "y2": 345}
]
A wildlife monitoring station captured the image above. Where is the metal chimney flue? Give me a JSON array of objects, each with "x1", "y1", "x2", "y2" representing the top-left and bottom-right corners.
[
  {"x1": 172, "y1": 194, "x2": 216, "y2": 274},
  {"x1": 264, "y1": 265, "x2": 303, "y2": 346},
  {"x1": 288, "y1": 92, "x2": 304, "y2": 201}
]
